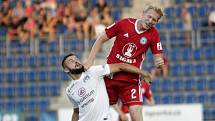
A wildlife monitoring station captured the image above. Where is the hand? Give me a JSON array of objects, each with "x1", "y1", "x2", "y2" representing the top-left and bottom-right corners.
[
  {"x1": 143, "y1": 73, "x2": 152, "y2": 84},
  {"x1": 119, "y1": 113, "x2": 129, "y2": 121}
]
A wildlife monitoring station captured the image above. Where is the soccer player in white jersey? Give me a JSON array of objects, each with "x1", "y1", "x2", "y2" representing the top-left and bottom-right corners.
[{"x1": 61, "y1": 53, "x2": 152, "y2": 121}]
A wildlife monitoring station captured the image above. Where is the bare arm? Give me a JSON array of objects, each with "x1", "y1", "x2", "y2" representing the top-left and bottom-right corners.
[
  {"x1": 145, "y1": 97, "x2": 155, "y2": 106},
  {"x1": 72, "y1": 108, "x2": 79, "y2": 121},
  {"x1": 109, "y1": 63, "x2": 152, "y2": 83},
  {"x1": 84, "y1": 31, "x2": 109, "y2": 69},
  {"x1": 153, "y1": 53, "x2": 164, "y2": 68}
]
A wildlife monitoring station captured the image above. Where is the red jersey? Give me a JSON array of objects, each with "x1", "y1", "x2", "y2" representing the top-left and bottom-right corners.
[
  {"x1": 121, "y1": 82, "x2": 153, "y2": 113},
  {"x1": 105, "y1": 18, "x2": 163, "y2": 83}
]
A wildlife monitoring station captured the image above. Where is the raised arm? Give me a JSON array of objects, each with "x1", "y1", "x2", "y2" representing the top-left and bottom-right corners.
[
  {"x1": 72, "y1": 108, "x2": 79, "y2": 121},
  {"x1": 84, "y1": 31, "x2": 109, "y2": 69},
  {"x1": 109, "y1": 63, "x2": 152, "y2": 83}
]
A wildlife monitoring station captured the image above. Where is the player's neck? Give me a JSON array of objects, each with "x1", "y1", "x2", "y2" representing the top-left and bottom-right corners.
[
  {"x1": 71, "y1": 73, "x2": 82, "y2": 80},
  {"x1": 138, "y1": 20, "x2": 146, "y2": 31}
]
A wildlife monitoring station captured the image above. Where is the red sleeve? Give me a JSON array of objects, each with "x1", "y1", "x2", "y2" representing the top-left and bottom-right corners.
[
  {"x1": 143, "y1": 84, "x2": 153, "y2": 99},
  {"x1": 105, "y1": 20, "x2": 121, "y2": 39},
  {"x1": 150, "y1": 28, "x2": 163, "y2": 54}
]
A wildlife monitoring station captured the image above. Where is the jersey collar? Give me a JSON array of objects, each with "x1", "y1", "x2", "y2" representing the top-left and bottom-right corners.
[{"x1": 135, "y1": 19, "x2": 146, "y2": 34}]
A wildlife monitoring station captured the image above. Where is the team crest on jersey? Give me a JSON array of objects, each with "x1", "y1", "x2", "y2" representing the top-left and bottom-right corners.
[
  {"x1": 78, "y1": 87, "x2": 86, "y2": 97},
  {"x1": 122, "y1": 43, "x2": 137, "y2": 58},
  {"x1": 140, "y1": 37, "x2": 147, "y2": 45}
]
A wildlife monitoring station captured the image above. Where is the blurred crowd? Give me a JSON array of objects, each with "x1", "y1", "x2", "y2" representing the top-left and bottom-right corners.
[{"x1": 0, "y1": 0, "x2": 113, "y2": 43}]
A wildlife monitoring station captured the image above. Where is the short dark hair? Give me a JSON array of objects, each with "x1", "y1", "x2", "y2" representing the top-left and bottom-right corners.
[{"x1": 61, "y1": 53, "x2": 75, "y2": 69}]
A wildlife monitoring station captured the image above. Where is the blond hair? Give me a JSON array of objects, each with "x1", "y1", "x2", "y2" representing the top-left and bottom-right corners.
[{"x1": 144, "y1": 5, "x2": 164, "y2": 20}]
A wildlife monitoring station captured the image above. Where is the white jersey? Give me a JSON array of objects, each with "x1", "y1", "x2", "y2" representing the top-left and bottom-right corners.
[{"x1": 66, "y1": 64, "x2": 111, "y2": 121}]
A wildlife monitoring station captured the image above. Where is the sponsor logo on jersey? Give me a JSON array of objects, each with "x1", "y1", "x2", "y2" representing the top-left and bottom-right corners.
[
  {"x1": 77, "y1": 90, "x2": 95, "y2": 105},
  {"x1": 140, "y1": 37, "x2": 147, "y2": 45},
  {"x1": 83, "y1": 75, "x2": 90, "y2": 83},
  {"x1": 78, "y1": 87, "x2": 86, "y2": 97},
  {"x1": 123, "y1": 33, "x2": 129, "y2": 38},
  {"x1": 157, "y1": 42, "x2": 163, "y2": 50},
  {"x1": 122, "y1": 43, "x2": 137, "y2": 58},
  {"x1": 116, "y1": 54, "x2": 137, "y2": 63}
]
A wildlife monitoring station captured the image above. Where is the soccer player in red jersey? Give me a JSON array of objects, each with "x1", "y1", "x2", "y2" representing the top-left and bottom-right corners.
[
  {"x1": 84, "y1": 5, "x2": 164, "y2": 121},
  {"x1": 112, "y1": 81, "x2": 154, "y2": 121}
]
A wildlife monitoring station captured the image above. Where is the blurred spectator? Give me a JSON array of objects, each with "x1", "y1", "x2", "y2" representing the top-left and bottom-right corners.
[
  {"x1": 12, "y1": 1, "x2": 25, "y2": 21},
  {"x1": 181, "y1": 7, "x2": 192, "y2": 46},
  {"x1": 208, "y1": 8, "x2": 215, "y2": 27},
  {"x1": 0, "y1": 0, "x2": 12, "y2": 26},
  {"x1": 94, "y1": 0, "x2": 108, "y2": 14},
  {"x1": 101, "y1": 6, "x2": 113, "y2": 26},
  {"x1": 151, "y1": 56, "x2": 169, "y2": 79},
  {"x1": 86, "y1": 6, "x2": 101, "y2": 39}
]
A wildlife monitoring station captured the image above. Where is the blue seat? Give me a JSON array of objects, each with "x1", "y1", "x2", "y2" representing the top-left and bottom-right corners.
[
  {"x1": 183, "y1": 63, "x2": 193, "y2": 76},
  {"x1": 39, "y1": 85, "x2": 49, "y2": 96},
  {"x1": 204, "y1": 48, "x2": 213, "y2": 59},
  {"x1": 186, "y1": 93, "x2": 197, "y2": 103},
  {"x1": 123, "y1": 0, "x2": 131, "y2": 7},
  {"x1": 175, "y1": 20, "x2": 183, "y2": 30},
  {"x1": 154, "y1": 94, "x2": 161, "y2": 104},
  {"x1": 29, "y1": 56, "x2": 37, "y2": 67},
  {"x1": 112, "y1": 9, "x2": 121, "y2": 21},
  {"x1": 161, "y1": 94, "x2": 172, "y2": 104},
  {"x1": 7, "y1": 56, "x2": 15, "y2": 68},
  {"x1": 164, "y1": 7, "x2": 174, "y2": 17},
  {"x1": 188, "y1": 6, "x2": 197, "y2": 17},
  {"x1": 28, "y1": 85, "x2": 38, "y2": 97},
  {"x1": 39, "y1": 99, "x2": 49, "y2": 111},
  {"x1": 6, "y1": 71, "x2": 16, "y2": 82},
  {"x1": 208, "y1": 78, "x2": 215, "y2": 90},
  {"x1": 185, "y1": 78, "x2": 196, "y2": 91},
  {"x1": 171, "y1": 64, "x2": 182, "y2": 76},
  {"x1": 50, "y1": 84, "x2": 60, "y2": 96},
  {"x1": 204, "y1": 109, "x2": 212, "y2": 120},
  {"x1": 17, "y1": 100, "x2": 25, "y2": 111},
  {"x1": 28, "y1": 100, "x2": 38, "y2": 111},
  {"x1": 207, "y1": 62, "x2": 215, "y2": 75},
  {"x1": 28, "y1": 70, "x2": 37, "y2": 82},
  {"x1": 16, "y1": 71, "x2": 26, "y2": 82},
  {"x1": 170, "y1": 48, "x2": 180, "y2": 61},
  {"x1": 6, "y1": 100, "x2": 15, "y2": 111},
  {"x1": 196, "y1": 78, "x2": 207, "y2": 90},
  {"x1": 198, "y1": 92, "x2": 209, "y2": 103},
  {"x1": 49, "y1": 69, "x2": 59, "y2": 81},
  {"x1": 173, "y1": 79, "x2": 184, "y2": 91},
  {"x1": 210, "y1": 93, "x2": 215, "y2": 104},
  {"x1": 195, "y1": 63, "x2": 206, "y2": 75},
  {"x1": 6, "y1": 86, "x2": 16, "y2": 97},
  {"x1": 38, "y1": 70, "x2": 48, "y2": 81},
  {"x1": 38, "y1": 55, "x2": 48, "y2": 66},
  {"x1": 175, "y1": 0, "x2": 182, "y2": 4},
  {"x1": 198, "y1": 5, "x2": 208, "y2": 17},
  {"x1": 17, "y1": 85, "x2": 27, "y2": 97},
  {"x1": 182, "y1": 48, "x2": 192, "y2": 61},
  {"x1": 0, "y1": 27, "x2": 8, "y2": 36},
  {"x1": 16, "y1": 55, "x2": 26, "y2": 67},
  {"x1": 150, "y1": 79, "x2": 160, "y2": 92},
  {"x1": 193, "y1": 49, "x2": 203, "y2": 60},
  {"x1": 49, "y1": 55, "x2": 59, "y2": 66},
  {"x1": 165, "y1": 20, "x2": 174, "y2": 30},
  {"x1": 161, "y1": 79, "x2": 172, "y2": 92},
  {"x1": 173, "y1": 94, "x2": 184, "y2": 104}
]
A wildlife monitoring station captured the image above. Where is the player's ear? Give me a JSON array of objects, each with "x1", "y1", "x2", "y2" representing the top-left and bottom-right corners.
[{"x1": 64, "y1": 67, "x2": 70, "y2": 73}]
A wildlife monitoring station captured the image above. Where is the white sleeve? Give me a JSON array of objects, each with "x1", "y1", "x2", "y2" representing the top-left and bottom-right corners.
[
  {"x1": 66, "y1": 93, "x2": 78, "y2": 108},
  {"x1": 91, "y1": 64, "x2": 110, "y2": 77}
]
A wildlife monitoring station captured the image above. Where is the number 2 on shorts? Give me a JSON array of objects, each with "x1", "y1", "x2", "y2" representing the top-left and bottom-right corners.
[{"x1": 131, "y1": 89, "x2": 137, "y2": 99}]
